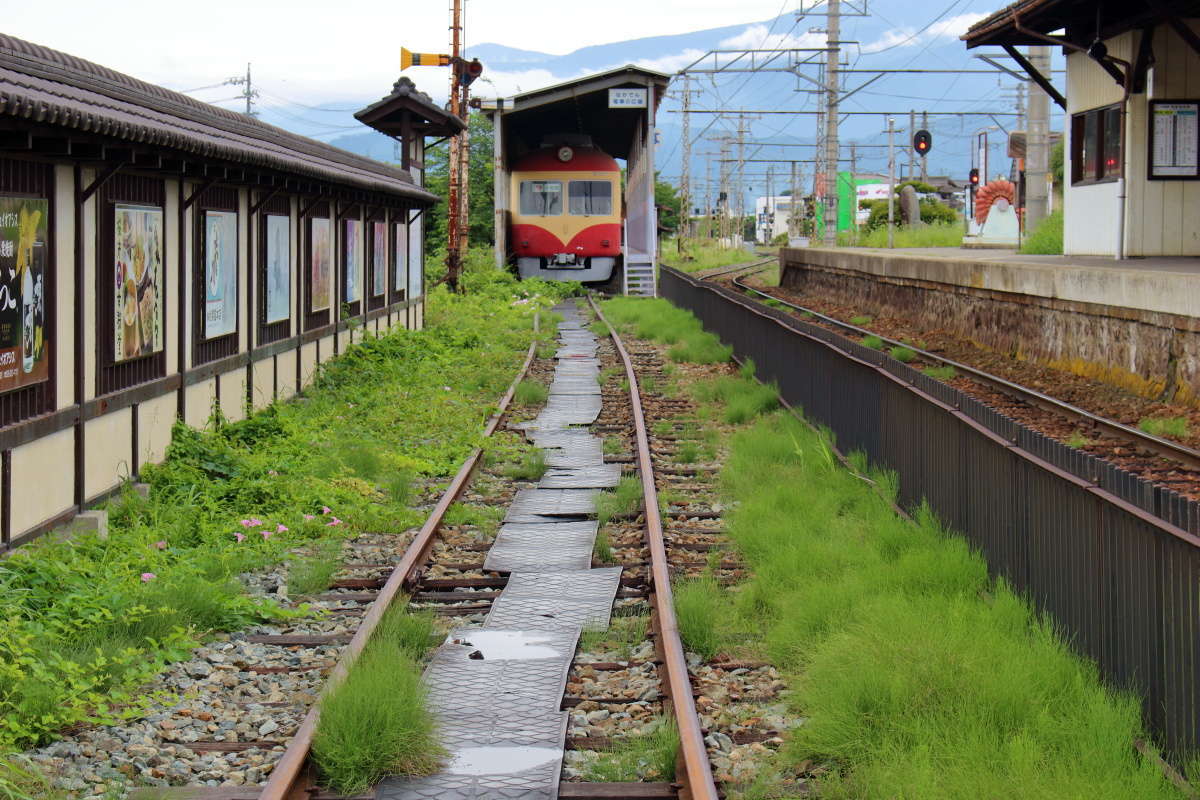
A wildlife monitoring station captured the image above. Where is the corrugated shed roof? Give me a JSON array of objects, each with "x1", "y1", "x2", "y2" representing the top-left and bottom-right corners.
[{"x1": 0, "y1": 34, "x2": 438, "y2": 203}]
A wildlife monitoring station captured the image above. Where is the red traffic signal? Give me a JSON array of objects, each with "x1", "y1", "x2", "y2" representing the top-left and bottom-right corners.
[
  {"x1": 969, "y1": 167, "x2": 980, "y2": 186},
  {"x1": 913, "y1": 129, "x2": 932, "y2": 156}
]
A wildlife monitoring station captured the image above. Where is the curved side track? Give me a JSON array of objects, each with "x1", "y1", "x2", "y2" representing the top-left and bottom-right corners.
[
  {"x1": 258, "y1": 326, "x2": 541, "y2": 800},
  {"x1": 730, "y1": 269, "x2": 1200, "y2": 472},
  {"x1": 588, "y1": 295, "x2": 721, "y2": 800}
]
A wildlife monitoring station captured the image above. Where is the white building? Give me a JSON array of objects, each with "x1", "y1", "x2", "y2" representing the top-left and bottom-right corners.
[
  {"x1": 966, "y1": 2, "x2": 1200, "y2": 257},
  {"x1": 754, "y1": 195, "x2": 803, "y2": 244}
]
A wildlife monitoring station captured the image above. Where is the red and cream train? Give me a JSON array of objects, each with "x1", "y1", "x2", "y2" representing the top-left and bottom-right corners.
[{"x1": 509, "y1": 138, "x2": 621, "y2": 283}]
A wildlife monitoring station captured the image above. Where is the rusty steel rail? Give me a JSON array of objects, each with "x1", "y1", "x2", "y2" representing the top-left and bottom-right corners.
[
  {"x1": 258, "y1": 318, "x2": 542, "y2": 800},
  {"x1": 731, "y1": 269, "x2": 1200, "y2": 472},
  {"x1": 588, "y1": 295, "x2": 720, "y2": 800}
]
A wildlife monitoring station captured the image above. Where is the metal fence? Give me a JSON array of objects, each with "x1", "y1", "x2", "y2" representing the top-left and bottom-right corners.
[{"x1": 661, "y1": 265, "x2": 1200, "y2": 760}]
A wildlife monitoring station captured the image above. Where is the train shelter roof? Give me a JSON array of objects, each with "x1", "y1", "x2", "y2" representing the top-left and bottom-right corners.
[
  {"x1": 355, "y1": 76, "x2": 466, "y2": 140},
  {"x1": 487, "y1": 65, "x2": 671, "y2": 162},
  {"x1": 962, "y1": 0, "x2": 1200, "y2": 49},
  {"x1": 0, "y1": 33, "x2": 437, "y2": 203}
]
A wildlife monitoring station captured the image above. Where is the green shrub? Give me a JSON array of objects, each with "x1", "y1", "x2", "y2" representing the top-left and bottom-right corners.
[
  {"x1": 862, "y1": 335, "x2": 884, "y2": 350},
  {"x1": 923, "y1": 365, "x2": 957, "y2": 381},
  {"x1": 890, "y1": 345, "x2": 916, "y2": 363},
  {"x1": 849, "y1": 315, "x2": 873, "y2": 326},
  {"x1": 514, "y1": 379, "x2": 548, "y2": 406}
]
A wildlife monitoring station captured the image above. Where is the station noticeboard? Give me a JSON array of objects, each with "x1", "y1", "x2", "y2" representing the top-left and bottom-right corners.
[
  {"x1": 608, "y1": 88, "x2": 647, "y2": 109},
  {"x1": 1150, "y1": 100, "x2": 1200, "y2": 179}
]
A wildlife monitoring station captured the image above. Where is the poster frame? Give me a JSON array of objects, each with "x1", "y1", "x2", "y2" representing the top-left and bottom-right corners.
[
  {"x1": 1148, "y1": 99, "x2": 1200, "y2": 181},
  {"x1": 0, "y1": 192, "x2": 51, "y2": 399}
]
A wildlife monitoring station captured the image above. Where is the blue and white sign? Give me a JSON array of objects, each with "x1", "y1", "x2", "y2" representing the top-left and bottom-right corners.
[{"x1": 608, "y1": 88, "x2": 647, "y2": 109}]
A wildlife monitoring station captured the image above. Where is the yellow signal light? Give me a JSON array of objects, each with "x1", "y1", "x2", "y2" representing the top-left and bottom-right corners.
[{"x1": 400, "y1": 47, "x2": 451, "y2": 70}]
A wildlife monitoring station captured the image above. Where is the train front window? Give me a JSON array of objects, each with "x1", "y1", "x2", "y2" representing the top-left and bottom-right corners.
[
  {"x1": 519, "y1": 180, "x2": 563, "y2": 215},
  {"x1": 568, "y1": 181, "x2": 613, "y2": 216}
]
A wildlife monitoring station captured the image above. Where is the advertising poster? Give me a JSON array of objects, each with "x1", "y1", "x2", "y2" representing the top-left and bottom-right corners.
[
  {"x1": 345, "y1": 219, "x2": 362, "y2": 303},
  {"x1": 114, "y1": 205, "x2": 164, "y2": 362},
  {"x1": 372, "y1": 222, "x2": 386, "y2": 297},
  {"x1": 310, "y1": 217, "x2": 331, "y2": 312},
  {"x1": 407, "y1": 211, "x2": 423, "y2": 300},
  {"x1": 204, "y1": 210, "x2": 238, "y2": 338},
  {"x1": 394, "y1": 222, "x2": 407, "y2": 293},
  {"x1": 0, "y1": 197, "x2": 49, "y2": 391},
  {"x1": 265, "y1": 215, "x2": 290, "y2": 323}
]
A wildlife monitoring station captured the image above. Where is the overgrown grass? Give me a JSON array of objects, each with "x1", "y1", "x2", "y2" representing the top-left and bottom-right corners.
[
  {"x1": 502, "y1": 447, "x2": 548, "y2": 481},
  {"x1": 514, "y1": 379, "x2": 549, "y2": 407},
  {"x1": 667, "y1": 239, "x2": 758, "y2": 274},
  {"x1": 1066, "y1": 431, "x2": 1093, "y2": 448},
  {"x1": 579, "y1": 613, "x2": 648, "y2": 661},
  {"x1": 580, "y1": 716, "x2": 679, "y2": 781},
  {"x1": 840, "y1": 221, "x2": 963, "y2": 248},
  {"x1": 312, "y1": 605, "x2": 441, "y2": 794},
  {"x1": 674, "y1": 441, "x2": 700, "y2": 463},
  {"x1": 889, "y1": 345, "x2": 916, "y2": 363},
  {"x1": 1139, "y1": 416, "x2": 1190, "y2": 439},
  {"x1": 601, "y1": 297, "x2": 732, "y2": 364},
  {"x1": 0, "y1": 256, "x2": 571, "y2": 751},
  {"x1": 597, "y1": 476, "x2": 643, "y2": 525},
  {"x1": 1020, "y1": 209, "x2": 1064, "y2": 255},
  {"x1": 849, "y1": 315, "x2": 873, "y2": 326},
  {"x1": 714, "y1": 413, "x2": 1178, "y2": 797},
  {"x1": 593, "y1": 529, "x2": 615, "y2": 565},
  {"x1": 861, "y1": 335, "x2": 884, "y2": 350},
  {"x1": 675, "y1": 576, "x2": 728, "y2": 660},
  {"x1": 692, "y1": 375, "x2": 780, "y2": 424}
]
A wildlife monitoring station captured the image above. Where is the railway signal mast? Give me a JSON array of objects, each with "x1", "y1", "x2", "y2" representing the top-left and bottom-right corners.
[{"x1": 398, "y1": 0, "x2": 483, "y2": 292}]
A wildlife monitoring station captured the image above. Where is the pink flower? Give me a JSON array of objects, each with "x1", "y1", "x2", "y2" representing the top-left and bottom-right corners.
[
  {"x1": 140, "y1": 572, "x2": 156, "y2": 582},
  {"x1": 268, "y1": 470, "x2": 279, "y2": 477},
  {"x1": 153, "y1": 540, "x2": 168, "y2": 550},
  {"x1": 240, "y1": 518, "x2": 263, "y2": 528},
  {"x1": 276, "y1": 524, "x2": 288, "y2": 533},
  {"x1": 303, "y1": 514, "x2": 315, "y2": 521},
  {"x1": 260, "y1": 530, "x2": 273, "y2": 540},
  {"x1": 326, "y1": 517, "x2": 343, "y2": 527},
  {"x1": 234, "y1": 532, "x2": 246, "y2": 543},
  {"x1": 321, "y1": 506, "x2": 332, "y2": 515}
]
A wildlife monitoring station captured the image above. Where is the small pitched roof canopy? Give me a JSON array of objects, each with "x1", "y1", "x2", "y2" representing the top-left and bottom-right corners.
[
  {"x1": 0, "y1": 33, "x2": 436, "y2": 202},
  {"x1": 487, "y1": 65, "x2": 671, "y2": 162},
  {"x1": 355, "y1": 76, "x2": 466, "y2": 140}
]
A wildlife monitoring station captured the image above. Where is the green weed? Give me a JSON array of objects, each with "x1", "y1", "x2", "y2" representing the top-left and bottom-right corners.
[
  {"x1": 581, "y1": 716, "x2": 679, "y2": 781},
  {"x1": 593, "y1": 530, "x2": 615, "y2": 565},
  {"x1": 1065, "y1": 432, "x2": 1092, "y2": 449},
  {"x1": 288, "y1": 541, "x2": 343, "y2": 596},
  {"x1": 692, "y1": 376, "x2": 780, "y2": 424},
  {"x1": 862, "y1": 335, "x2": 884, "y2": 350},
  {"x1": 579, "y1": 613, "x2": 648, "y2": 660},
  {"x1": 514, "y1": 379, "x2": 549, "y2": 407},
  {"x1": 1019, "y1": 209, "x2": 1063, "y2": 255},
  {"x1": 675, "y1": 576, "x2": 729, "y2": 660},
  {"x1": 889, "y1": 345, "x2": 916, "y2": 363},
  {"x1": 603, "y1": 437, "x2": 624, "y2": 455},
  {"x1": 601, "y1": 297, "x2": 732, "y2": 365},
  {"x1": 312, "y1": 605, "x2": 441, "y2": 793},
  {"x1": 597, "y1": 476, "x2": 643, "y2": 525},
  {"x1": 675, "y1": 441, "x2": 700, "y2": 463},
  {"x1": 503, "y1": 448, "x2": 547, "y2": 481},
  {"x1": 923, "y1": 365, "x2": 957, "y2": 381},
  {"x1": 1138, "y1": 416, "x2": 1190, "y2": 440},
  {"x1": 849, "y1": 315, "x2": 873, "y2": 326}
]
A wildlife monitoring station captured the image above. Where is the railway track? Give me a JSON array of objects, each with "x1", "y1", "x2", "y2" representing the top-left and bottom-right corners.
[
  {"x1": 135, "y1": 300, "x2": 723, "y2": 800},
  {"x1": 725, "y1": 266, "x2": 1200, "y2": 474}
]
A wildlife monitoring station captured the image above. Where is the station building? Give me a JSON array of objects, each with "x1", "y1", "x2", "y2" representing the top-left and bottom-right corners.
[
  {"x1": 965, "y1": 0, "x2": 1200, "y2": 257},
  {"x1": 0, "y1": 34, "x2": 450, "y2": 550}
]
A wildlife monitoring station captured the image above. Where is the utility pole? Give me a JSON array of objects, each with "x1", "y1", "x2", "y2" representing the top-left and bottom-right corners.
[
  {"x1": 679, "y1": 74, "x2": 695, "y2": 245},
  {"x1": 887, "y1": 117, "x2": 896, "y2": 249},
  {"x1": 766, "y1": 164, "x2": 775, "y2": 244},
  {"x1": 822, "y1": 0, "x2": 840, "y2": 246},
  {"x1": 735, "y1": 113, "x2": 751, "y2": 244},
  {"x1": 789, "y1": 160, "x2": 800, "y2": 239},
  {"x1": 1025, "y1": 46, "x2": 1051, "y2": 232},
  {"x1": 446, "y1": 0, "x2": 469, "y2": 291},
  {"x1": 908, "y1": 109, "x2": 916, "y2": 182}
]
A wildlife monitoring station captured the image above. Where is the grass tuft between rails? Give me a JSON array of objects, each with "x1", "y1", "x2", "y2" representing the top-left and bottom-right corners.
[
  {"x1": 514, "y1": 378, "x2": 549, "y2": 407},
  {"x1": 600, "y1": 297, "x2": 732, "y2": 364},
  {"x1": 580, "y1": 715, "x2": 679, "y2": 781},
  {"x1": 696, "y1": 412, "x2": 1180, "y2": 798},
  {"x1": 312, "y1": 605, "x2": 442, "y2": 795},
  {"x1": 1139, "y1": 415, "x2": 1190, "y2": 440},
  {"x1": 597, "y1": 475, "x2": 643, "y2": 526}
]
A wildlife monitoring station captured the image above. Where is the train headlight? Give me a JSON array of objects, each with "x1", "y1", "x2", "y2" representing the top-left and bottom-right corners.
[{"x1": 557, "y1": 146, "x2": 573, "y2": 162}]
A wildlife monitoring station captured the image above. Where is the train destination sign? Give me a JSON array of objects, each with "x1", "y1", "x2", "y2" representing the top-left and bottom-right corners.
[
  {"x1": 0, "y1": 196, "x2": 49, "y2": 393},
  {"x1": 608, "y1": 88, "x2": 647, "y2": 108}
]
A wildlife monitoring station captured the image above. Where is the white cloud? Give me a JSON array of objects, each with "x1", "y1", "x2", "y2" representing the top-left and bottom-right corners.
[
  {"x1": 718, "y1": 24, "x2": 825, "y2": 52},
  {"x1": 860, "y1": 11, "x2": 988, "y2": 53}
]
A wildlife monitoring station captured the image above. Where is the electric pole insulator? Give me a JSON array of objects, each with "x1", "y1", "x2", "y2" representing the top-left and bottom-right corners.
[{"x1": 913, "y1": 129, "x2": 932, "y2": 156}]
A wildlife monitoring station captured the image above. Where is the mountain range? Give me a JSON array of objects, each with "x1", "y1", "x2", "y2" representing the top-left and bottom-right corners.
[{"x1": 263, "y1": 5, "x2": 1064, "y2": 211}]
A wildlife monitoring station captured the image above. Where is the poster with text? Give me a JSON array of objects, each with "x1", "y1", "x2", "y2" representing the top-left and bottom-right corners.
[
  {"x1": 0, "y1": 196, "x2": 49, "y2": 392},
  {"x1": 265, "y1": 215, "x2": 290, "y2": 323},
  {"x1": 372, "y1": 222, "x2": 386, "y2": 297},
  {"x1": 394, "y1": 222, "x2": 407, "y2": 293},
  {"x1": 310, "y1": 217, "x2": 331, "y2": 312},
  {"x1": 345, "y1": 219, "x2": 362, "y2": 303},
  {"x1": 114, "y1": 205, "x2": 164, "y2": 362},
  {"x1": 407, "y1": 211, "x2": 423, "y2": 300},
  {"x1": 204, "y1": 210, "x2": 238, "y2": 338}
]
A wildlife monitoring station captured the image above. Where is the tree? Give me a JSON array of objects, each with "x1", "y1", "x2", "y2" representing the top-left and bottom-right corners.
[
  {"x1": 655, "y1": 175, "x2": 682, "y2": 234},
  {"x1": 422, "y1": 113, "x2": 495, "y2": 255}
]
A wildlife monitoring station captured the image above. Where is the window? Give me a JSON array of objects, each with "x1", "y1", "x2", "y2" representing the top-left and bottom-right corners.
[
  {"x1": 519, "y1": 180, "x2": 562, "y2": 215},
  {"x1": 568, "y1": 181, "x2": 613, "y2": 216},
  {"x1": 1071, "y1": 104, "x2": 1122, "y2": 184}
]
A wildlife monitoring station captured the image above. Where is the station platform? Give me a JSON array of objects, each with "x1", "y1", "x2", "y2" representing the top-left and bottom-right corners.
[
  {"x1": 791, "y1": 246, "x2": 1199, "y2": 319},
  {"x1": 778, "y1": 246, "x2": 1200, "y2": 403}
]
